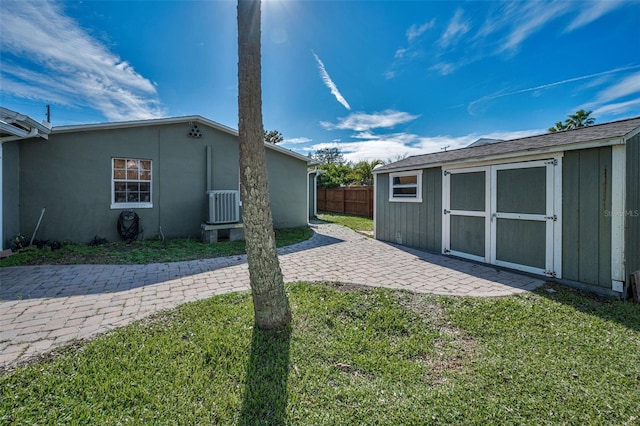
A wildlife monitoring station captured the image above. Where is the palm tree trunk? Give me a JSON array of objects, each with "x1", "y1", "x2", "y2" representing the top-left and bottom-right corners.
[{"x1": 237, "y1": 0, "x2": 291, "y2": 329}]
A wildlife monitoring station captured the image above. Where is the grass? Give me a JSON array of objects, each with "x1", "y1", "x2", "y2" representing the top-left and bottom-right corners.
[
  {"x1": 317, "y1": 212, "x2": 373, "y2": 233},
  {"x1": 0, "y1": 227, "x2": 312, "y2": 267},
  {"x1": 2, "y1": 282, "x2": 639, "y2": 425}
]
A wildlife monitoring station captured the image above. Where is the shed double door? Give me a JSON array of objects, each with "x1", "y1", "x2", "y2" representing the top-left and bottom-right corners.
[{"x1": 442, "y1": 159, "x2": 561, "y2": 277}]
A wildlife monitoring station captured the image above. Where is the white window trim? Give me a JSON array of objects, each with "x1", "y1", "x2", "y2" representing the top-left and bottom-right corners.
[
  {"x1": 111, "y1": 158, "x2": 153, "y2": 209},
  {"x1": 389, "y1": 170, "x2": 423, "y2": 203}
]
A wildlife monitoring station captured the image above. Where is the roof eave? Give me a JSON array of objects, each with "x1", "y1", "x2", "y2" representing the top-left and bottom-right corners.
[
  {"x1": 374, "y1": 135, "x2": 627, "y2": 174},
  {"x1": 52, "y1": 115, "x2": 313, "y2": 164}
]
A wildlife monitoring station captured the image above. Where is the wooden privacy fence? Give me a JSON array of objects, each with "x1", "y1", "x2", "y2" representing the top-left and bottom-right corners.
[{"x1": 317, "y1": 186, "x2": 373, "y2": 218}]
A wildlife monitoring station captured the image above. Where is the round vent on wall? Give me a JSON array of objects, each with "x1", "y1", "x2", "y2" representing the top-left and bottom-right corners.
[{"x1": 188, "y1": 124, "x2": 203, "y2": 138}]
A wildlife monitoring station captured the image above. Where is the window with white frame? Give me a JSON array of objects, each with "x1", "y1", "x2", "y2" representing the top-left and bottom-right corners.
[
  {"x1": 389, "y1": 171, "x2": 422, "y2": 202},
  {"x1": 111, "y1": 158, "x2": 152, "y2": 208}
]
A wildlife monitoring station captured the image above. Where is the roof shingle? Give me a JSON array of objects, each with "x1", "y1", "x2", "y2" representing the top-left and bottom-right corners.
[{"x1": 375, "y1": 116, "x2": 640, "y2": 173}]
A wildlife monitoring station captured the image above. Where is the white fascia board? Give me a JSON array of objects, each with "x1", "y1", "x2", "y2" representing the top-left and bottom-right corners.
[{"x1": 374, "y1": 137, "x2": 625, "y2": 175}]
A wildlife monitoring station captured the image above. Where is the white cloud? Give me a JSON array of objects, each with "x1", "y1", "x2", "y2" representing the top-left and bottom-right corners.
[
  {"x1": 439, "y1": 9, "x2": 470, "y2": 48},
  {"x1": 592, "y1": 99, "x2": 640, "y2": 116},
  {"x1": 430, "y1": 62, "x2": 456, "y2": 76},
  {"x1": 566, "y1": 0, "x2": 626, "y2": 32},
  {"x1": 320, "y1": 110, "x2": 420, "y2": 132},
  {"x1": 0, "y1": 0, "x2": 165, "y2": 121},
  {"x1": 468, "y1": 66, "x2": 640, "y2": 116},
  {"x1": 406, "y1": 20, "x2": 435, "y2": 41},
  {"x1": 282, "y1": 137, "x2": 312, "y2": 144},
  {"x1": 312, "y1": 51, "x2": 351, "y2": 111},
  {"x1": 389, "y1": 1, "x2": 627, "y2": 79},
  {"x1": 582, "y1": 70, "x2": 640, "y2": 117},
  {"x1": 304, "y1": 129, "x2": 543, "y2": 163},
  {"x1": 591, "y1": 71, "x2": 640, "y2": 104},
  {"x1": 497, "y1": 2, "x2": 569, "y2": 53}
]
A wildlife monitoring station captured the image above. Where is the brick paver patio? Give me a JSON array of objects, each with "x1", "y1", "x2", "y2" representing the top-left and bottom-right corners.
[{"x1": 0, "y1": 223, "x2": 544, "y2": 370}]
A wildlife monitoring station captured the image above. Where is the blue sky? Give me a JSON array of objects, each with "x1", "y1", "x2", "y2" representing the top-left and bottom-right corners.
[{"x1": 1, "y1": 0, "x2": 639, "y2": 162}]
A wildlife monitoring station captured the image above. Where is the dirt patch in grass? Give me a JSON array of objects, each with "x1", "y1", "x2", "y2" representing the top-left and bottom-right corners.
[{"x1": 396, "y1": 291, "x2": 478, "y2": 384}]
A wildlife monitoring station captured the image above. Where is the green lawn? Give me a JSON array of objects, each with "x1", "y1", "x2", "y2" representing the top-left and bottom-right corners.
[
  {"x1": 317, "y1": 212, "x2": 373, "y2": 233},
  {"x1": 2, "y1": 283, "x2": 638, "y2": 425},
  {"x1": 0, "y1": 227, "x2": 312, "y2": 267}
]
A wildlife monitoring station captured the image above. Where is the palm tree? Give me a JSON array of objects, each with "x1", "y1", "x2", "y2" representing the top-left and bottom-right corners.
[
  {"x1": 548, "y1": 121, "x2": 569, "y2": 133},
  {"x1": 566, "y1": 109, "x2": 595, "y2": 128},
  {"x1": 548, "y1": 109, "x2": 595, "y2": 133},
  {"x1": 237, "y1": 0, "x2": 291, "y2": 329},
  {"x1": 351, "y1": 159, "x2": 384, "y2": 186}
]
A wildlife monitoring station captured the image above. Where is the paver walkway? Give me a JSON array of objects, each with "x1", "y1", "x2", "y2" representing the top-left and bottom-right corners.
[{"x1": 0, "y1": 223, "x2": 544, "y2": 370}]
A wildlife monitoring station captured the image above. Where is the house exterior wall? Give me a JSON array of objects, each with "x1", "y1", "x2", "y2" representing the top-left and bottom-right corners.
[
  {"x1": 2, "y1": 141, "x2": 20, "y2": 248},
  {"x1": 562, "y1": 147, "x2": 612, "y2": 289},
  {"x1": 265, "y1": 148, "x2": 308, "y2": 229},
  {"x1": 17, "y1": 122, "x2": 307, "y2": 243},
  {"x1": 375, "y1": 167, "x2": 442, "y2": 252},
  {"x1": 626, "y1": 134, "x2": 640, "y2": 279}
]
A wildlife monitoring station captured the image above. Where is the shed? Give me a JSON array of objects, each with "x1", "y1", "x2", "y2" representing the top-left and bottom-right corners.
[
  {"x1": 1, "y1": 114, "x2": 314, "y2": 247},
  {"x1": 373, "y1": 116, "x2": 640, "y2": 297}
]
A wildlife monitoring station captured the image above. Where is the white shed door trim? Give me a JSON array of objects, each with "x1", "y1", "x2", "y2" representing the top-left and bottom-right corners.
[{"x1": 442, "y1": 157, "x2": 562, "y2": 278}]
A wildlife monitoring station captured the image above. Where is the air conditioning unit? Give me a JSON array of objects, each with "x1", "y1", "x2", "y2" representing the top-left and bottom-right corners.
[{"x1": 207, "y1": 190, "x2": 240, "y2": 224}]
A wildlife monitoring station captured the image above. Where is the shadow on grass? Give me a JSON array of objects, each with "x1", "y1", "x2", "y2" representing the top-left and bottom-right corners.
[
  {"x1": 536, "y1": 283, "x2": 640, "y2": 333},
  {"x1": 238, "y1": 325, "x2": 292, "y2": 426}
]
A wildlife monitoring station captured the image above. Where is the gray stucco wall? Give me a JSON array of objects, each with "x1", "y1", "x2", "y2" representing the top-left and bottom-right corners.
[
  {"x1": 265, "y1": 148, "x2": 308, "y2": 229},
  {"x1": 626, "y1": 134, "x2": 640, "y2": 280},
  {"x1": 17, "y1": 122, "x2": 308, "y2": 243},
  {"x1": 375, "y1": 168, "x2": 442, "y2": 252},
  {"x1": 2, "y1": 141, "x2": 21, "y2": 248},
  {"x1": 562, "y1": 147, "x2": 612, "y2": 289}
]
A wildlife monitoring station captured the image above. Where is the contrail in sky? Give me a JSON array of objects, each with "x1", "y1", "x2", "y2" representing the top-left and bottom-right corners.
[
  {"x1": 312, "y1": 51, "x2": 351, "y2": 110},
  {"x1": 468, "y1": 65, "x2": 640, "y2": 115}
]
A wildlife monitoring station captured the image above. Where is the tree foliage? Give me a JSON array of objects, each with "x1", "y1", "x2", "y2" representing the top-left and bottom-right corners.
[
  {"x1": 313, "y1": 147, "x2": 344, "y2": 165},
  {"x1": 317, "y1": 163, "x2": 355, "y2": 188},
  {"x1": 549, "y1": 109, "x2": 595, "y2": 133},
  {"x1": 313, "y1": 148, "x2": 385, "y2": 188},
  {"x1": 264, "y1": 129, "x2": 283, "y2": 143},
  {"x1": 350, "y1": 159, "x2": 384, "y2": 186}
]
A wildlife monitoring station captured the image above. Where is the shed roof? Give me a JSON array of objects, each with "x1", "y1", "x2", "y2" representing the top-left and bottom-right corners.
[
  {"x1": 375, "y1": 116, "x2": 640, "y2": 173},
  {"x1": 52, "y1": 115, "x2": 313, "y2": 164}
]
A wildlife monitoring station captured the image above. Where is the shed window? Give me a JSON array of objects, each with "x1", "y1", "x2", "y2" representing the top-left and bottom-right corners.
[
  {"x1": 389, "y1": 171, "x2": 422, "y2": 202},
  {"x1": 111, "y1": 158, "x2": 153, "y2": 209}
]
